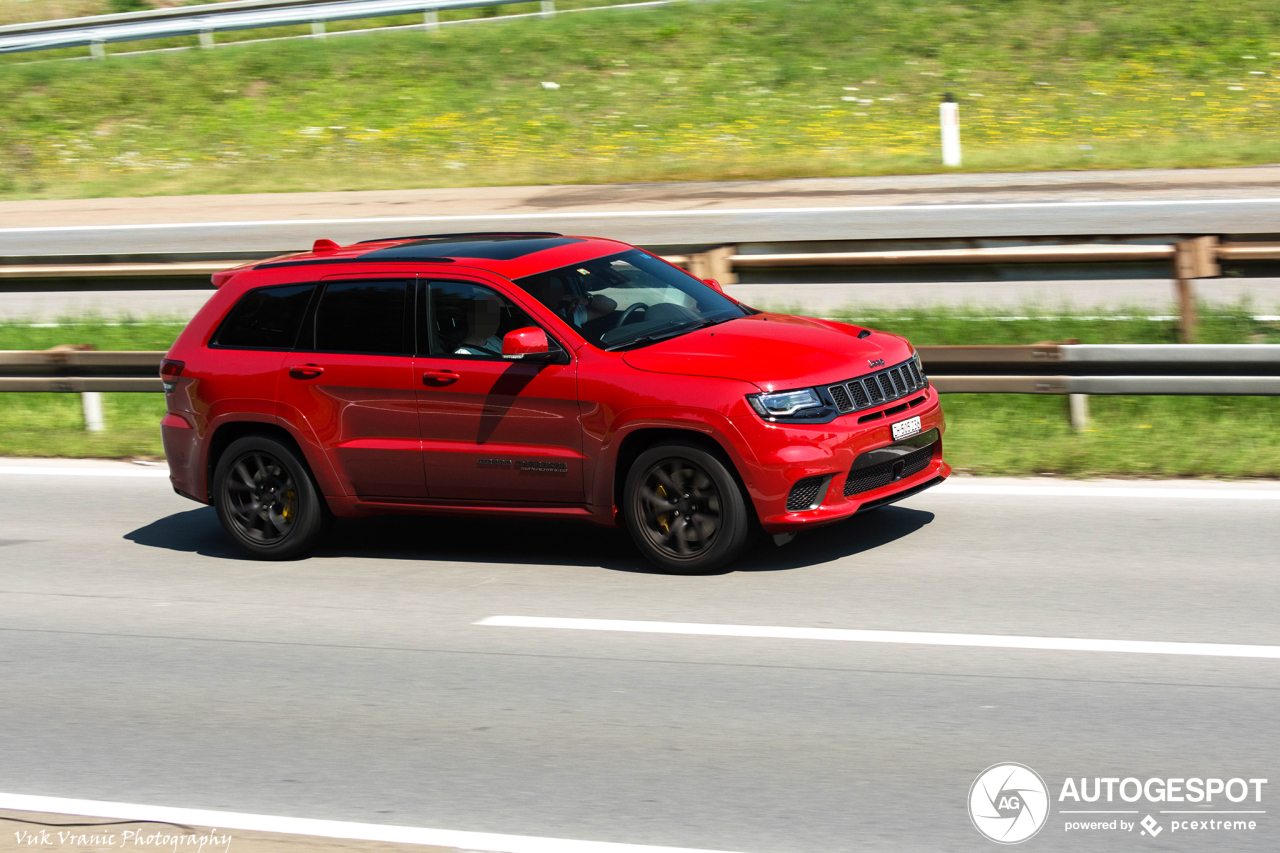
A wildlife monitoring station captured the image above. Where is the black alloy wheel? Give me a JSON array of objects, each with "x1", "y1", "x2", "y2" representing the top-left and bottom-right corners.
[
  {"x1": 214, "y1": 435, "x2": 326, "y2": 560},
  {"x1": 224, "y1": 452, "x2": 297, "y2": 544},
  {"x1": 624, "y1": 441, "x2": 751, "y2": 574}
]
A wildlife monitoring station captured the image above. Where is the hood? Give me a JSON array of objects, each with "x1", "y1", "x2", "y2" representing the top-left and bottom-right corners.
[{"x1": 621, "y1": 314, "x2": 912, "y2": 391}]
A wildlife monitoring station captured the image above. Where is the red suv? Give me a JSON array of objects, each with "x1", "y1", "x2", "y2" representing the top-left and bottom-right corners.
[{"x1": 161, "y1": 233, "x2": 948, "y2": 573}]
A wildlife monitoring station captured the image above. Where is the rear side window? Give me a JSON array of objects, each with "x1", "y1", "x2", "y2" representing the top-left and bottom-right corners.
[
  {"x1": 312, "y1": 280, "x2": 412, "y2": 355},
  {"x1": 212, "y1": 284, "x2": 314, "y2": 350},
  {"x1": 426, "y1": 280, "x2": 543, "y2": 359}
]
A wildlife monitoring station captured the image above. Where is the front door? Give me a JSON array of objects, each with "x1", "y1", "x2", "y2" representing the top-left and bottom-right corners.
[
  {"x1": 276, "y1": 277, "x2": 426, "y2": 500},
  {"x1": 416, "y1": 279, "x2": 583, "y2": 504}
]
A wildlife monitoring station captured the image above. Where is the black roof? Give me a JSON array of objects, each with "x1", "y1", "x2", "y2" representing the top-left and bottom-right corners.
[
  {"x1": 359, "y1": 235, "x2": 584, "y2": 262},
  {"x1": 355, "y1": 231, "x2": 565, "y2": 244}
]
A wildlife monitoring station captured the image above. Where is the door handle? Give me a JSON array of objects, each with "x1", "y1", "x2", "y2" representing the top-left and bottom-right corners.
[
  {"x1": 288, "y1": 364, "x2": 325, "y2": 380},
  {"x1": 422, "y1": 369, "x2": 460, "y2": 386}
]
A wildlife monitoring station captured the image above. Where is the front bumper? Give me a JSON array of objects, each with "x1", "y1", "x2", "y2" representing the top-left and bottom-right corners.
[{"x1": 731, "y1": 386, "x2": 949, "y2": 533}]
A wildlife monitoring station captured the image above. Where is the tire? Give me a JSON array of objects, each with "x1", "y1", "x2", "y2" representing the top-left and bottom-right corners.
[
  {"x1": 213, "y1": 435, "x2": 327, "y2": 560},
  {"x1": 623, "y1": 440, "x2": 752, "y2": 574}
]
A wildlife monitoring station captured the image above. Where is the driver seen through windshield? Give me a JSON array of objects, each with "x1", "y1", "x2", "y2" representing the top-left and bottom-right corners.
[{"x1": 516, "y1": 249, "x2": 751, "y2": 350}]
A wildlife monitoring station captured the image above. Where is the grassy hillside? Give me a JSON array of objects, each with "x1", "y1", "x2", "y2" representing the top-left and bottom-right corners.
[{"x1": 1, "y1": 0, "x2": 1279, "y2": 197}]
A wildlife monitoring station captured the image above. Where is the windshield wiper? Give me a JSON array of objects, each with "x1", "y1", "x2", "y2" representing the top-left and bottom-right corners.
[{"x1": 603, "y1": 317, "x2": 736, "y2": 352}]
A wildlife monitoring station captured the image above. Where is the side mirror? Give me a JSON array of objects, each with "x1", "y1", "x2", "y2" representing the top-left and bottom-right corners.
[
  {"x1": 502, "y1": 326, "x2": 557, "y2": 362},
  {"x1": 702, "y1": 278, "x2": 725, "y2": 293}
]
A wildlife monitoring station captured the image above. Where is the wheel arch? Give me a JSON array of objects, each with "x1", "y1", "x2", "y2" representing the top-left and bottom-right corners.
[
  {"x1": 206, "y1": 421, "x2": 314, "y2": 504},
  {"x1": 611, "y1": 426, "x2": 757, "y2": 525}
]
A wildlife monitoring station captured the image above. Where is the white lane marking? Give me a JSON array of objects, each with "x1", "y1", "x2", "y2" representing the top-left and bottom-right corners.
[
  {"x1": 476, "y1": 617, "x2": 1280, "y2": 660},
  {"x1": 0, "y1": 793, "x2": 745, "y2": 853},
  {"x1": 0, "y1": 466, "x2": 169, "y2": 478},
  {"x1": 931, "y1": 483, "x2": 1280, "y2": 500},
  {"x1": 4, "y1": 197, "x2": 1280, "y2": 233}
]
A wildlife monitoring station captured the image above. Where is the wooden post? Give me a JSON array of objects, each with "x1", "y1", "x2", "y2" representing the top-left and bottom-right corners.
[
  {"x1": 423, "y1": 9, "x2": 438, "y2": 30},
  {"x1": 687, "y1": 245, "x2": 738, "y2": 285},
  {"x1": 311, "y1": 21, "x2": 325, "y2": 36},
  {"x1": 1173, "y1": 236, "x2": 1219, "y2": 343}
]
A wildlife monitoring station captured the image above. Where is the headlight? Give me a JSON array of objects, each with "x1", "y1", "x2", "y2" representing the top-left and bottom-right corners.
[
  {"x1": 913, "y1": 351, "x2": 928, "y2": 386},
  {"x1": 747, "y1": 388, "x2": 823, "y2": 418}
]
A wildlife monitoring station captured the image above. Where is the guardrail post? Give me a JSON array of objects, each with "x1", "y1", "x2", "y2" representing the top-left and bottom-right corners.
[
  {"x1": 1068, "y1": 393, "x2": 1089, "y2": 431},
  {"x1": 540, "y1": 0, "x2": 555, "y2": 16},
  {"x1": 423, "y1": 8, "x2": 438, "y2": 30},
  {"x1": 199, "y1": 29, "x2": 214, "y2": 48},
  {"x1": 311, "y1": 21, "x2": 325, "y2": 36},
  {"x1": 81, "y1": 392, "x2": 106, "y2": 432},
  {"x1": 89, "y1": 39, "x2": 105, "y2": 59},
  {"x1": 1173, "y1": 236, "x2": 1219, "y2": 343}
]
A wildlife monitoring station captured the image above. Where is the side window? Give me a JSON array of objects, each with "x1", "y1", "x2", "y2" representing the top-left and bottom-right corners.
[
  {"x1": 212, "y1": 284, "x2": 314, "y2": 350},
  {"x1": 311, "y1": 280, "x2": 412, "y2": 355},
  {"x1": 426, "y1": 281, "x2": 546, "y2": 360}
]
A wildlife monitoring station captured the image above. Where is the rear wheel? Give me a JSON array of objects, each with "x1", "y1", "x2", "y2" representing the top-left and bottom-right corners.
[
  {"x1": 213, "y1": 435, "x2": 326, "y2": 560},
  {"x1": 624, "y1": 441, "x2": 751, "y2": 574}
]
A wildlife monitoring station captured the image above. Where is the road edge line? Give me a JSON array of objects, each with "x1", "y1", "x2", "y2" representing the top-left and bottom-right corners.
[{"x1": 0, "y1": 793, "x2": 747, "y2": 853}]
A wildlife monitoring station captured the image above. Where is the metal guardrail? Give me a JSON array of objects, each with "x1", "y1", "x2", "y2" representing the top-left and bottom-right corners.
[
  {"x1": 0, "y1": 0, "x2": 561, "y2": 56},
  {"x1": 5, "y1": 238, "x2": 1273, "y2": 339},
  {"x1": 923, "y1": 345, "x2": 1280, "y2": 395},
  {"x1": 4, "y1": 345, "x2": 1279, "y2": 395},
  {"x1": 0, "y1": 262, "x2": 231, "y2": 279}
]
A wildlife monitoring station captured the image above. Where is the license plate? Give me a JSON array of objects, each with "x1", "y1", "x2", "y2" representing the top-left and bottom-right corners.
[{"x1": 891, "y1": 416, "x2": 922, "y2": 441}]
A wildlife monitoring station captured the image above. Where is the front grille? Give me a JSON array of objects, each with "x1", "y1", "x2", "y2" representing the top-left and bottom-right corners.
[
  {"x1": 843, "y1": 443, "x2": 935, "y2": 497},
  {"x1": 827, "y1": 356, "x2": 927, "y2": 415},
  {"x1": 829, "y1": 384, "x2": 852, "y2": 412},
  {"x1": 786, "y1": 475, "x2": 828, "y2": 511}
]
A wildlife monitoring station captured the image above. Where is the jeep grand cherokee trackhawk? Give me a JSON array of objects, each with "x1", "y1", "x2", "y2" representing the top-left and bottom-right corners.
[{"x1": 160, "y1": 232, "x2": 949, "y2": 573}]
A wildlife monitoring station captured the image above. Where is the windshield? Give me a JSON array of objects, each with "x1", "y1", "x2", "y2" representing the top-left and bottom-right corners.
[{"x1": 515, "y1": 249, "x2": 751, "y2": 350}]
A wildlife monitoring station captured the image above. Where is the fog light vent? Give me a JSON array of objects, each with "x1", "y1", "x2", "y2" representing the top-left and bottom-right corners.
[{"x1": 786, "y1": 475, "x2": 829, "y2": 511}]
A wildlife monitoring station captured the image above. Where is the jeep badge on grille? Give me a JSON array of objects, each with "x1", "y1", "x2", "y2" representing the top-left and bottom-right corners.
[{"x1": 868, "y1": 358, "x2": 885, "y2": 368}]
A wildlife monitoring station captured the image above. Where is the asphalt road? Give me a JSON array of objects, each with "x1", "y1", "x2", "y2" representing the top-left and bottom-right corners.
[
  {"x1": 4, "y1": 167, "x2": 1280, "y2": 255},
  {"x1": 9, "y1": 197, "x2": 1280, "y2": 255},
  {"x1": 1, "y1": 468, "x2": 1278, "y2": 852}
]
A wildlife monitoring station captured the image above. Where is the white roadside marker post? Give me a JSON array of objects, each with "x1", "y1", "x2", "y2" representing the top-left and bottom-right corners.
[
  {"x1": 940, "y1": 94, "x2": 961, "y2": 167},
  {"x1": 1068, "y1": 393, "x2": 1089, "y2": 432},
  {"x1": 81, "y1": 391, "x2": 105, "y2": 432}
]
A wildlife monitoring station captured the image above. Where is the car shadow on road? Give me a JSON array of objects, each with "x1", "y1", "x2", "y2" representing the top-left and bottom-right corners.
[
  {"x1": 735, "y1": 506, "x2": 934, "y2": 572},
  {"x1": 124, "y1": 505, "x2": 933, "y2": 573},
  {"x1": 123, "y1": 506, "x2": 244, "y2": 559}
]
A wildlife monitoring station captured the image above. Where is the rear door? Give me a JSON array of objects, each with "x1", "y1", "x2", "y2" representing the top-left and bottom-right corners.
[
  {"x1": 206, "y1": 281, "x2": 316, "y2": 425},
  {"x1": 275, "y1": 277, "x2": 427, "y2": 500},
  {"x1": 416, "y1": 278, "x2": 584, "y2": 504}
]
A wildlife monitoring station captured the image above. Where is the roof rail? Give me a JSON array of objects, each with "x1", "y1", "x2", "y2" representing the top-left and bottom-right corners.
[{"x1": 355, "y1": 231, "x2": 564, "y2": 244}]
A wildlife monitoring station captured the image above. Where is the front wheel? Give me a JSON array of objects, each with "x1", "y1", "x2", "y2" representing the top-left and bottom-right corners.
[
  {"x1": 213, "y1": 435, "x2": 326, "y2": 560},
  {"x1": 624, "y1": 441, "x2": 751, "y2": 574}
]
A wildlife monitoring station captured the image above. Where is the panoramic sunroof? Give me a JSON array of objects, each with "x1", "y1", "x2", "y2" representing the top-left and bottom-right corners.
[{"x1": 360, "y1": 236, "x2": 584, "y2": 262}]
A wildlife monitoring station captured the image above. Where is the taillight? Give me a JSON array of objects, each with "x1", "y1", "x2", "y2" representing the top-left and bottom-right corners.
[{"x1": 160, "y1": 359, "x2": 185, "y2": 393}]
